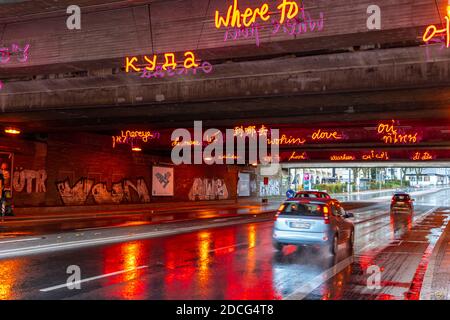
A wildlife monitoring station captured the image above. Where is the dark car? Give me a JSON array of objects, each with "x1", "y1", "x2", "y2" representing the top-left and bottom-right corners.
[
  {"x1": 390, "y1": 193, "x2": 414, "y2": 212},
  {"x1": 273, "y1": 198, "x2": 354, "y2": 255}
]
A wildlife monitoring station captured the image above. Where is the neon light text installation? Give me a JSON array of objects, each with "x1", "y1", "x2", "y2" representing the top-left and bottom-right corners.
[
  {"x1": 412, "y1": 152, "x2": 433, "y2": 161},
  {"x1": 362, "y1": 150, "x2": 390, "y2": 161},
  {"x1": 311, "y1": 129, "x2": 343, "y2": 141},
  {"x1": 215, "y1": 0, "x2": 301, "y2": 29},
  {"x1": 330, "y1": 154, "x2": 356, "y2": 161},
  {"x1": 112, "y1": 130, "x2": 161, "y2": 149},
  {"x1": 0, "y1": 43, "x2": 30, "y2": 64},
  {"x1": 423, "y1": 6, "x2": 450, "y2": 48},
  {"x1": 223, "y1": 5, "x2": 324, "y2": 47},
  {"x1": 377, "y1": 120, "x2": 419, "y2": 144},
  {"x1": 125, "y1": 51, "x2": 213, "y2": 78},
  {"x1": 288, "y1": 151, "x2": 308, "y2": 161}
]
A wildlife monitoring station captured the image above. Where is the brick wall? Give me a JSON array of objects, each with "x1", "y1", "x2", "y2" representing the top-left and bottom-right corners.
[{"x1": 1, "y1": 133, "x2": 239, "y2": 208}]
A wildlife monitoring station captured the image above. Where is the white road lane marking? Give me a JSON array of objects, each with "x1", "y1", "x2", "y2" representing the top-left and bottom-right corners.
[
  {"x1": 40, "y1": 265, "x2": 149, "y2": 292},
  {"x1": 284, "y1": 206, "x2": 439, "y2": 300},
  {"x1": 209, "y1": 242, "x2": 248, "y2": 252},
  {"x1": 0, "y1": 237, "x2": 43, "y2": 244},
  {"x1": 0, "y1": 217, "x2": 270, "y2": 258}
]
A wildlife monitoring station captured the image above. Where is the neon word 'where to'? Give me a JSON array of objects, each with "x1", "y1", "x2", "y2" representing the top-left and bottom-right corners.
[{"x1": 215, "y1": 0, "x2": 300, "y2": 29}]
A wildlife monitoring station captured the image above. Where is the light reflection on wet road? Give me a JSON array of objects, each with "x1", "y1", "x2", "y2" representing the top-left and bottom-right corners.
[{"x1": 0, "y1": 188, "x2": 449, "y2": 300}]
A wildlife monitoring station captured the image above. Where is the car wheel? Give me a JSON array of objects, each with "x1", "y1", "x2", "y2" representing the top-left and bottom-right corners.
[
  {"x1": 330, "y1": 234, "x2": 338, "y2": 255},
  {"x1": 273, "y1": 241, "x2": 284, "y2": 251}
]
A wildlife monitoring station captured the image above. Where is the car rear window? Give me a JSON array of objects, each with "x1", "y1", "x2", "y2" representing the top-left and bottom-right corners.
[
  {"x1": 295, "y1": 193, "x2": 327, "y2": 198},
  {"x1": 279, "y1": 203, "x2": 323, "y2": 216},
  {"x1": 394, "y1": 194, "x2": 410, "y2": 201}
]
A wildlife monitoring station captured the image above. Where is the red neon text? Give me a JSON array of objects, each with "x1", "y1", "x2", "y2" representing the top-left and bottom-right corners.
[
  {"x1": 412, "y1": 152, "x2": 433, "y2": 161},
  {"x1": 330, "y1": 154, "x2": 355, "y2": 161},
  {"x1": 288, "y1": 151, "x2": 307, "y2": 161},
  {"x1": 362, "y1": 150, "x2": 390, "y2": 161},
  {"x1": 125, "y1": 51, "x2": 201, "y2": 73},
  {"x1": 377, "y1": 120, "x2": 418, "y2": 144},
  {"x1": 311, "y1": 129, "x2": 343, "y2": 141}
]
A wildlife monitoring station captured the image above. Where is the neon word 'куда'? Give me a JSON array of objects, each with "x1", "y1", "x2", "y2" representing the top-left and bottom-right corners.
[
  {"x1": 423, "y1": 5, "x2": 450, "y2": 47},
  {"x1": 215, "y1": 0, "x2": 300, "y2": 29},
  {"x1": 125, "y1": 51, "x2": 201, "y2": 73}
]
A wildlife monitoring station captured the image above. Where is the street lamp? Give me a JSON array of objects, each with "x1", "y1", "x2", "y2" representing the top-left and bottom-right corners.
[{"x1": 4, "y1": 127, "x2": 21, "y2": 135}]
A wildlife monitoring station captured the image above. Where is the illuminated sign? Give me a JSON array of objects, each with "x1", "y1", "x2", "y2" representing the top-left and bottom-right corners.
[
  {"x1": 234, "y1": 125, "x2": 268, "y2": 137},
  {"x1": 4, "y1": 127, "x2": 21, "y2": 135},
  {"x1": 223, "y1": 4, "x2": 324, "y2": 47},
  {"x1": 311, "y1": 129, "x2": 343, "y2": 141},
  {"x1": 112, "y1": 130, "x2": 160, "y2": 149},
  {"x1": 125, "y1": 51, "x2": 212, "y2": 78},
  {"x1": 172, "y1": 130, "x2": 220, "y2": 147},
  {"x1": 330, "y1": 154, "x2": 356, "y2": 161},
  {"x1": 288, "y1": 151, "x2": 307, "y2": 161},
  {"x1": 423, "y1": 6, "x2": 450, "y2": 47},
  {"x1": 412, "y1": 152, "x2": 434, "y2": 161},
  {"x1": 362, "y1": 150, "x2": 390, "y2": 161},
  {"x1": 377, "y1": 120, "x2": 419, "y2": 144},
  {"x1": 0, "y1": 43, "x2": 30, "y2": 64},
  {"x1": 172, "y1": 139, "x2": 201, "y2": 147},
  {"x1": 268, "y1": 134, "x2": 306, "y2": 145}
]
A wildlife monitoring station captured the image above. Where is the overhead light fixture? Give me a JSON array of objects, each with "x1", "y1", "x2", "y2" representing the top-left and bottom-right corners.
[
  {"x1": 4, "y1": 127, "x2": 21, "y2": 135},
  {"x1": 132, "y1": 147, "x2": 142, "y2": 152}
]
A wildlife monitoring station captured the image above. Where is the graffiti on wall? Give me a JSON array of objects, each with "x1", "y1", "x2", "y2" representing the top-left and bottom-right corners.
[
  {"x1": 56, "y1": 178, "x2": 94, "y2": 206},
  {"x1": 56, "y1": 177, "x2": 150, "y2": 205},
  {"x1": 188, "y1": 178, "x2": 229, "y2": 201},
  {"x1": 259, "y1": 179, "x2": 280, "y2": 197},
  {"x1": 13, "y1": 169, "x2": 48, "y2": 193}
]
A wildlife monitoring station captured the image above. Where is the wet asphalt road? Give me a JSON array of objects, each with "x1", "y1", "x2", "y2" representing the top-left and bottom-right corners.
[{"x1": 0, "y1": 189, "x2": 449, "y2": 300}]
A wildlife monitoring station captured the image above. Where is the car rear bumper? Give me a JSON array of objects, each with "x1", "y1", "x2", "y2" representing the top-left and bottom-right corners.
[{"x1": 273, "y1": 229, "x2": 330, "y2": 245}]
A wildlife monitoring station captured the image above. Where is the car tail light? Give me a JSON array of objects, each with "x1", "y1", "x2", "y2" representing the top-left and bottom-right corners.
[
  {"x1": 323, "y1": 206, "x2": 330, "y2": 224},
  {"x1": 275, "y1": 204, "x2": 285, "y2": 220}
]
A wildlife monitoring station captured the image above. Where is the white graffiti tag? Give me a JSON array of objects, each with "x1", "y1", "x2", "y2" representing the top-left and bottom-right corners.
[
  {"x1": 188, "y1": 178, "x2": 229, "y2": 201},
  {"x1": 13, "y1": 169, "x2": 47, "y2": 193}
]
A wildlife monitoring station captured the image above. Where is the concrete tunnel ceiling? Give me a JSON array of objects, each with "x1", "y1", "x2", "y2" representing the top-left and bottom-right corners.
[{"x1": 1, "y1": 0, "x2": 450, "y2": 163}]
